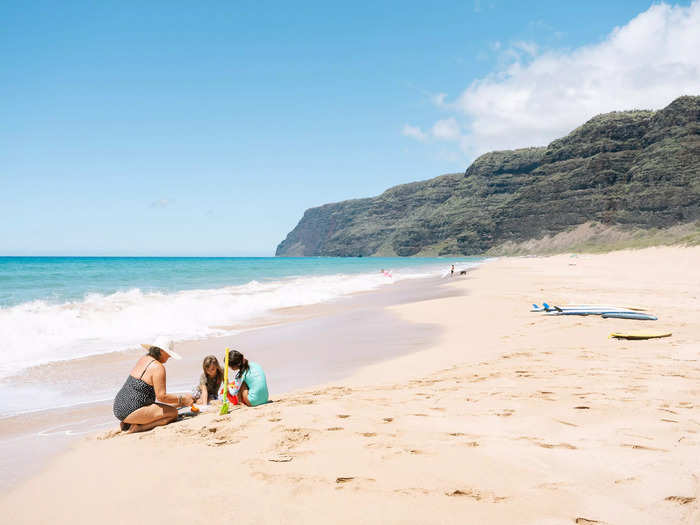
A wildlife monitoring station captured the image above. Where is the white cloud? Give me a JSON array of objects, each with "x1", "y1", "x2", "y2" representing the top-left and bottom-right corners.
[
  {"x1": 150, "y1": 199, "x2": 171, "y2": 209},
  {"x1": 401, "y1": 124, "x2": 427, "y2": 141},
  {"x1": 512, "y1": 40, "x2": 538, "y2": 57},
  {"x1": 432, "y1": 92, "x2": 448, "y2": 107},
  {"x1": 432, "y1": 118, "x2": 462, "y2": 141},
  {"x1": 417, "y1": 1, "x2": 700, "y2": 157}
]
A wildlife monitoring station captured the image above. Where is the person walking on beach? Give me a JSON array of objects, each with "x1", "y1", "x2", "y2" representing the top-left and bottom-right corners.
[
  {"x1": 112, "y1": 336, "x2": 194, "y2": 433},
  {"x1": 226, "y1": 350, "x2": 269, "y2": 407},
  {"x1": 450, "y1": 264, "x2": 455, "y2": 277}
]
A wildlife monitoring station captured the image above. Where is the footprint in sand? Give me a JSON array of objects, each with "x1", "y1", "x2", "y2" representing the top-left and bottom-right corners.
[
  {"x1": 335, "y1": 477, "x2": 375, "y2": 491},
  {"x1": 382, "y1": 417, "x2": 394, "y2": 423},
  {"x1": 394, "y1": 487, "x2": 430, "y2": 496},
  {"x1": 537, "y1": 442, "x2": 577, "y2": 450},
  {"x1": 326, "y1": 427, "x2": 344, "y2": 431},
  {"x1": 268, "y1": 454, "x2": 294, "y2": 463},
  {"x1": 336, "y1": 477, "x2": 355, "y2": 484},
  {"x1": 614, "y1": 477, "x2": 637, "y2": 484},
  {"x1": 276, "y1": 428, "x2": 314, "y2": 451},
  {"x1": 621, "y1": 443, "x2": 668, "y2": 452},
  {"x1": 665, "y1": 496, "x2": 696, "y2": 505},
  {"x1": 359, "y1": 432, "x2": 376, "y2": 437},
  {"x1": 337, "y1": 414, "x2": 351, "y2": 419},
  {"x1": 445, "y1": 488, "x2": 507, "y2": 502}
]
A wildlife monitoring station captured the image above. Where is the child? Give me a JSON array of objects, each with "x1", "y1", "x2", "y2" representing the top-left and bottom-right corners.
[
  {"x1": 225, "y1": 350, "x2": 269, "y2": 407},
  {"x1": 192, "y1": 355, "x2": 224, "y2": 405}
]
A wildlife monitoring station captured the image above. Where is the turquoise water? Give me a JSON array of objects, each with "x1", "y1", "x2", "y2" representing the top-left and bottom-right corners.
[
  {"x1": 0, "y1": 256, "x2": 482, "y2": 376},
  {"x1": 0, "y1": 256, "x2": 470, "y2": 307}
]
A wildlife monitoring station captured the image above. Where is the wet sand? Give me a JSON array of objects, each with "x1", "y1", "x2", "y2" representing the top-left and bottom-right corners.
[{"x1": 0, "y1": 275, "x2": 459, "y2": 490}]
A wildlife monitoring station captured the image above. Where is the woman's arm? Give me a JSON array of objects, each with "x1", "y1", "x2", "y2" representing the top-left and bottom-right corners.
[
  {"x1": 200, "y1": 384, "x2": 209, "y2": 405},
  {"x1": 152, "y1": 365, "x2": 193, "y2": 406}
]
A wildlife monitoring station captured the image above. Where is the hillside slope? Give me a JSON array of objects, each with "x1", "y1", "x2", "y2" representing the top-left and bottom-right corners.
[{"x1": 276, "y1": 96, "x2": 700, "y2": 256}]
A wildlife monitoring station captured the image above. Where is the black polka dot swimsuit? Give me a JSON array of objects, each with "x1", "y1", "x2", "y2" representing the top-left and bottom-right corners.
[{"x1": 113, "y1": 360, "x2": 157, "y2": 421}]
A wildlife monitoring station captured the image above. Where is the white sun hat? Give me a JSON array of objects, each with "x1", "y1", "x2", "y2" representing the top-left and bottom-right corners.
[{"x1": 140, "y1": 335, "x2": 182, "y2": 360}]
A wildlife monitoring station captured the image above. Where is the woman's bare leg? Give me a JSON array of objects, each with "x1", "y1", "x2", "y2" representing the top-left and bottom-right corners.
[
  {"x1": 127, "y1": 414, "x2": 176, "y2": 433},
  {"x1": 123, "y1": 402, "x2": 178, "y2": 433}
]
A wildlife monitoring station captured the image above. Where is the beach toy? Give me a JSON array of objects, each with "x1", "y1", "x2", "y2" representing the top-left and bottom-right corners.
[
  {"x1": 610, "y1": 331, "x2": 671, "y2": 340},
  {"x1": 219, "y1": 376, "x2": 242, "y2": 404},
  {"x1": 220, "y1": 347, "x2": 231, "y2": 415},
  {"x1": 190, "y1": 405, "x2": 200, "y2": 413}
]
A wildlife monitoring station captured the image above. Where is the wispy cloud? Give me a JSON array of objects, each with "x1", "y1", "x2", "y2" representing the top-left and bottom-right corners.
[
  {"x1": 405, "y1": 1, "x2": 700, "y2": 158},
  {"x1": 431, "y1": 118, "x2": 461, "y2": 141},
  {"x1": 150, "y1": 199, "x2": 171, "y2": 209},
  {"x1": 401, "y1": 124, "x2": 428, "y2": 141}
]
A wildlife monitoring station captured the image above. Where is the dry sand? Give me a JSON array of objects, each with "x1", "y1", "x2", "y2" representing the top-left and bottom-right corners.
[{"x1": 2, "y1": 247, "x2": 699, "y2": 524}]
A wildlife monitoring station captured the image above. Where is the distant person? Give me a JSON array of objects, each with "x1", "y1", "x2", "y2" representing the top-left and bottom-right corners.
[
  {"x1": 225, "y1": 350, "x2": 269, "y2": 407},
  {"x1": 113, "y1": 336, "x2": 194, "y2": 433},
  {"x1": 450, "y1": 264, "x2": 455, "y2": 277},
  {"x1": 192, "y1": 355, "x2": 224, "y2": 405}
]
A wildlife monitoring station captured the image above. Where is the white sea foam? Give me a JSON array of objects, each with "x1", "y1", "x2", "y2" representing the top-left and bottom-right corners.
[{"x1": 0, "y1": 267, "x2": 454, "y2": 378}]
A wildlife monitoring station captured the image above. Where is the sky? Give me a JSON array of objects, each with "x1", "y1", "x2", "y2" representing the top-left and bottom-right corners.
[{"x1": 1, "y1": 0, "x2": 698, "y2": 256}]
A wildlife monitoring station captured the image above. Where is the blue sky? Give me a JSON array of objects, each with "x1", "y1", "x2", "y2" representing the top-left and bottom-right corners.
[{"x1": 2, "y1": 1, "x2": 697, "y2": 255}]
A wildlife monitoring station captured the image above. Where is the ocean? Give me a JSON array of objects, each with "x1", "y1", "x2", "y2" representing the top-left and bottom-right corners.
[{"x1": 0, "y1": 256, "x2": 482, "y2": 383}]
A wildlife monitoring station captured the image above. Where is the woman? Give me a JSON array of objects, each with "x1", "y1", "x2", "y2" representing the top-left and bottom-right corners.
[
  {"x1": 113, "y1": 336, "x2": 194, "y2": 433},
  {"x1": 226, "y1": 350, "x2": 269, "y2": 406}
]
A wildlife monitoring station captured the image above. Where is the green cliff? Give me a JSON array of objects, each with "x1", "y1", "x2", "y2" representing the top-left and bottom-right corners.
[{"x1": 276, "y1": 96, "x2": 700, "y2": 256}]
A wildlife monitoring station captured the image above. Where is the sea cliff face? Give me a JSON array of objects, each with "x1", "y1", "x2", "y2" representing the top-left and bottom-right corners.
[{"x1": 276, "y1": 96, "x2": 700, "y2": 256}]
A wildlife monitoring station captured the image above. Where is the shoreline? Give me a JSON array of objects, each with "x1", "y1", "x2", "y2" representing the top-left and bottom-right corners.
[
  {"x1": 3, "y1": 246, "x2": 700, "y2": 524},
  {"x1": 0, "y1": 274, "x2": 462, "y2": 490}
]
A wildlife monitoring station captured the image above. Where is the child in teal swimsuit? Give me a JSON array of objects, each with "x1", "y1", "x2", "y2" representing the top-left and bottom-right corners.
[{"x1": 226, "y1": 350, "x2": 269, "y2": 407}]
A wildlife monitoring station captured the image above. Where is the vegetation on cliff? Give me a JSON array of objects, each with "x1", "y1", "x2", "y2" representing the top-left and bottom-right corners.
[{"x1": 276, "y1": 96, "x2": 700, "y2": 256}]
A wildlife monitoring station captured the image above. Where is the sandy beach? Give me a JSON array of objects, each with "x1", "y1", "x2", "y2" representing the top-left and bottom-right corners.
[{"x1": 3, "y1": 246, "x2": 700, "y2": 524}]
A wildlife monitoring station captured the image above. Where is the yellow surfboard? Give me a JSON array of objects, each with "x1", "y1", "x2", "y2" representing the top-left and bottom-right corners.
[{"x1": 611, "y1": 331, "x2": 671, "y2": 340}]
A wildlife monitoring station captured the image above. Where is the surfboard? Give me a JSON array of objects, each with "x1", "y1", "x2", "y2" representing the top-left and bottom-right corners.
[
  {"x1": 610, "y1": 331, "x2": 671, "y2": 340},
  {"x1": 531, "y1": 303, "x2": 647, "y2": 313},
  {"x1": 545, "y1": 309, "x2": 644, "y2": 316},
  {"x1": 602, "y1": 312, "x2": 657, "y2": 321}
]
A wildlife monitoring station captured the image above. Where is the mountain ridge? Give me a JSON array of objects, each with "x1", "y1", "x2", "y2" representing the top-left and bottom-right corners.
[{"x1": 276, "y1": 96, "x2": 700, "y2": 256}]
